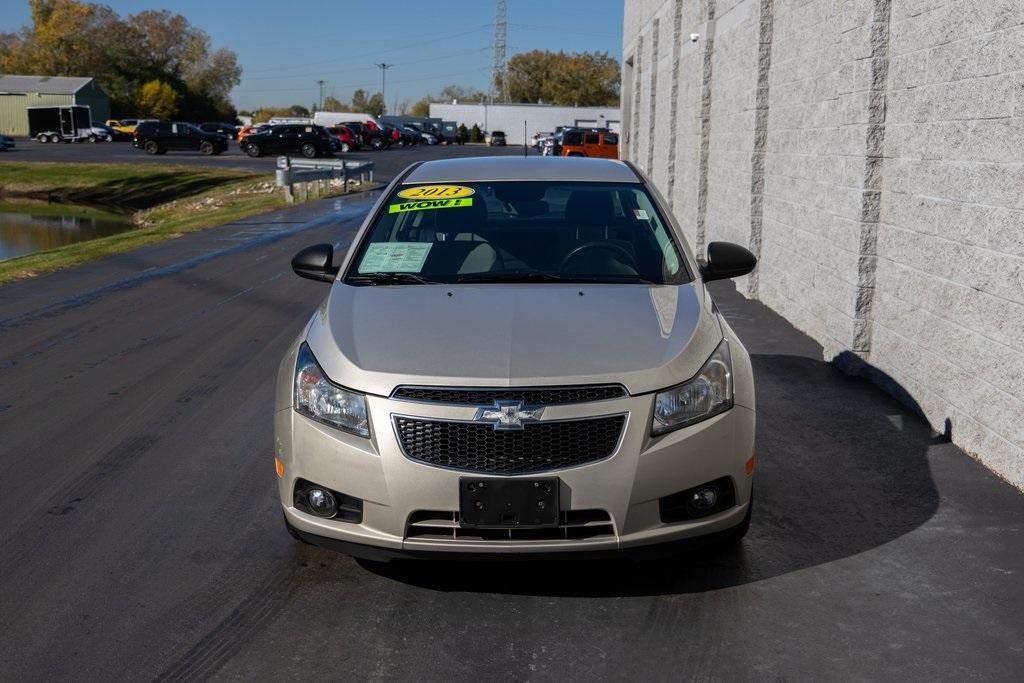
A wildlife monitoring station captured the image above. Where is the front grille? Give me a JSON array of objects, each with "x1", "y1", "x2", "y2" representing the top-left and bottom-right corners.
[
  {"x1": 391, "y1": 385, "x2": 627, "y2": 406},
  {"x1": 407, "y1": 509, "x2": 614, "y2": 541},
  {"x1": 394, "y1": 415, "x2": 626, "y2": 474}
]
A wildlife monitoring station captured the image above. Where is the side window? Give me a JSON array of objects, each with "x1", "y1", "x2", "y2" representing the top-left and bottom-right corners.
[
  {"x1": 603, "y1": 133, "x2": 618, "y2": 145},
  {"x1": 584, "y1": 133, "x2": 599, "y2": 145}
]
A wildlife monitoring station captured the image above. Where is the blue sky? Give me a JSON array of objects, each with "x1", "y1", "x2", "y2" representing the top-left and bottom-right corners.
[{"x1": 3, "y1": 0, "x2": 624, "y2": 111}]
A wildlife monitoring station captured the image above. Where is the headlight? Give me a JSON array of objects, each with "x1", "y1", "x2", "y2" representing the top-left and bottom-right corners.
[
  {"x1": 294, "y1": 343, "x2": 369, "y2": 437},
  {"x1": 652, "y1": 339, "x2": 733, "y2": 435}
]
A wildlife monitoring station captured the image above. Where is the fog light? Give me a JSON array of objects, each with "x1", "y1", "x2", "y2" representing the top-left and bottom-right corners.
[
  {"x1": 690, "y1": 486, "x2": 718, "y2": 511},
  {"x1": 306, "y1": 487, "x2": 338, "y2": 518}
]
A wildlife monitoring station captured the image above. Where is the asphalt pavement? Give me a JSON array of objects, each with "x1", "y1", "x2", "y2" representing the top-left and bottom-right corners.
[
  {"x1": 0, "y1": 193, "x2": 1022, "y2": 680},
  {"x1": 1, "y1": 137, "x2": 526, "y2": 180}
]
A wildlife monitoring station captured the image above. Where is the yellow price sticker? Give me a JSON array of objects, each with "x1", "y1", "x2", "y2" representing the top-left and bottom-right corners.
[{"x1": 396, "y1": 184, "x2": 475, "y2": 200}]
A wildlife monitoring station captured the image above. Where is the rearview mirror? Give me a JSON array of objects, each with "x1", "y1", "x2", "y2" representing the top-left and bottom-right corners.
[
  {"x1": 291, "y1": 244, "x2": 339, "y2": 283},
  {"x1": 700, "y1": 242, "x2": 757, "y2": 283}
]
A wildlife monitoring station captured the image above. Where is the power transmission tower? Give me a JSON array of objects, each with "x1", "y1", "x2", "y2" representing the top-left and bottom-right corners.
[
  {"x1": 492, "y1": 0, "x2": 508, "y2": 102},
  {"x1": 315, "y1": 80, "x2": 325, "y2": 110}
]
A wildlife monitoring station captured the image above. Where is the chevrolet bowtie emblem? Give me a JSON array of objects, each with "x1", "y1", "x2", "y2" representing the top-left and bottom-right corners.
[{"x1": 474, "y1": 400, "x2": 544, "y2": 430}]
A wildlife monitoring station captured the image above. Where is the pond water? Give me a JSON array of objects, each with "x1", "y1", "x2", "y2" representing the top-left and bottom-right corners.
[{"x1": 0, "y1": 203, "x2": 133, "y2": 261}]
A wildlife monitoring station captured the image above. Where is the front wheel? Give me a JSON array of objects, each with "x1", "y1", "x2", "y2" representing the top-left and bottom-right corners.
[
  {"x1": 340, "y1": 142, "x2": 350, "y2": 153},
  {"x1": 369, "y1": 138, "x2": 384, "y2": 151},
  {"x1": 300, "y1": 142, "x2": 317, "y2": 158},
  {"x1": 199, "y1": 141, "x2": 214, "y2": 155},
  {"x1": 245, "y1": 143, "x2": 262, "y2": 158},
  {"x1": 144, "y1": 140, "x2": 159, "y2": 155},
  {"x1": 88, "y1": 134, "x2": 98, "y2": 143}
]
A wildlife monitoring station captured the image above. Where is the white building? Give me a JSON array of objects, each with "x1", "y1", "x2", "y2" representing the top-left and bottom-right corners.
[{"x1": 429, "y1": 102, "x2": 621, "y2": 144}]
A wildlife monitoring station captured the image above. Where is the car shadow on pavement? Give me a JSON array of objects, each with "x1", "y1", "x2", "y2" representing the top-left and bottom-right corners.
[{"x1": 357, "y1": 284, "x2": 942, "y2": 597}]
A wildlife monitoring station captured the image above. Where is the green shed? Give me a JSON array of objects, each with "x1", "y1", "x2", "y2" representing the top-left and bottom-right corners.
[{"x1": 0, "y1": 75, "x2": 111, "y2": 136}]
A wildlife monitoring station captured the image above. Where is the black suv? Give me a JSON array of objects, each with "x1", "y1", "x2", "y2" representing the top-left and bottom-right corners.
[
  {"x1": 133, "y1": 121, "x2": 228, "y2": 155},
  {"x1": 198, "y1": 122, "x2": 239, "y2": 139},
  {"x1": 242, "y1": 124, "x2": 335, "y2": 158}
]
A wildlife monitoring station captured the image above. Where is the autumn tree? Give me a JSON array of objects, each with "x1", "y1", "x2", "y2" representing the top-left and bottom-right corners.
[
  {"x1": 496, "y1": 50, "x2": 620, "y2": 106},
  {"x1": 136, "y1": 79, "x2": 179, "y2": 118},
  {"x1": 0, "y1": 0, "x2": 241, "y2": 120}
]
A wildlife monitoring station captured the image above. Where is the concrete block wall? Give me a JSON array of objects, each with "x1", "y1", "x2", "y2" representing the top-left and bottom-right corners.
[{"x1": 622, "y1": 0, "x2": 1024, "y2": 488}]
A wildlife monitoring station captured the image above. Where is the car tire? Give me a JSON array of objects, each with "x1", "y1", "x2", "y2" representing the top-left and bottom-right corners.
[
  {"x1": 105, "y1": 134, "x2": 113, "y2": 142},
  {"x1": 199, "y1": 141, "x2": 214, "y2": 156},
  {"x1": 340, "y1": 142, "x2": 350, "y2": 153},
  {"x1": 88, "y1": 134, "x2": 98, "y2": 143},
  {"x1": 49, "y1": 133, "x2": 61, "y2": 143},
  {"x1": 300, "y1": 143, "x2": 317, "y2": 158},
  {"x1": 370, "y1": 138, "x2": 384, "y2": 151},
  {"x1": 245, "y1": 143, "x2": 262, "y2": 158},
  {"x1": 144, "y1": 140, "x2": 159, "y2": 155},
  {"x1": 36, "y1": 133, "x2": 48, "y2": 143}
]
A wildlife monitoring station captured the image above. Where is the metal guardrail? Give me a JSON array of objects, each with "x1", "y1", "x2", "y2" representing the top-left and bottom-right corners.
[{"x1": 275, "y1": 156, "x2": 374, "y2": 203}]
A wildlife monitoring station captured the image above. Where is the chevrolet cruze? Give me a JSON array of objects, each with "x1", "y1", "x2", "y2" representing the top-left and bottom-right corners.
[{"x1": 275, "y1": 157, "x2": 758, "y2": 560}]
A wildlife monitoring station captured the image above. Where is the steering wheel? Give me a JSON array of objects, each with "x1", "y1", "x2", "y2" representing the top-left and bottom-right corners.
[{"x1": 558, "y1": 242, "x2": 639, "y2": 273}]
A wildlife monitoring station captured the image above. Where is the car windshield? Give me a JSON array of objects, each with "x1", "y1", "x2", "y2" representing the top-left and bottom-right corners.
[{"x1": 346, "y1": 181, "x2": 688, "y2": 285}]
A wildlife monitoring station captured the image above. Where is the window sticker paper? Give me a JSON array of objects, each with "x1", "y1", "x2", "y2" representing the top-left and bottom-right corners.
[{"x1": 358, "y1": 242, "x2": 433, "y2": 273}]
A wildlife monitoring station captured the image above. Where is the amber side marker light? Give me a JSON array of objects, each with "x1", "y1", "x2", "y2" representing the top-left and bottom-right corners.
[
  {"x1": 745, "y1": 455, "x2": 755, "y2": 476},
  {"x1": 275, "y1": 457, "x2": 285, "y2": 478}
]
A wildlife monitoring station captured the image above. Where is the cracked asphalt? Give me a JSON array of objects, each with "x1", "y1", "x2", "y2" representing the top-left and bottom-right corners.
[{"x1": 0, "y1": 190, "x2": 1022, "y2": 681}]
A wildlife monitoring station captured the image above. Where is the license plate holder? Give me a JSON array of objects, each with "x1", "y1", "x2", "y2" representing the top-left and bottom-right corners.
[{"x1": 459, "y1": 478, "x2": 559, "y2": 528}]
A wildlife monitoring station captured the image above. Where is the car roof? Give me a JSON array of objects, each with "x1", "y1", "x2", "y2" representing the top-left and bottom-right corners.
[{"x1": 402, "y1": 157, "x2": 640, "y2": 184}]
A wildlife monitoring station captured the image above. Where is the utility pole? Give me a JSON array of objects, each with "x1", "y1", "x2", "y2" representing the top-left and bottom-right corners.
[
  {"x1": 375, "y1": 63, "x2": 393, "y2": 115},
  {"x1": 315, "y1": 80, "x2": 325, "y2": 111}
]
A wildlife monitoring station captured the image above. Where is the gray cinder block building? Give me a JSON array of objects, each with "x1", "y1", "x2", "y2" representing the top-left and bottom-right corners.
[{"x1": 622, "y1": 0, "x2": 1023, "y2": 487}]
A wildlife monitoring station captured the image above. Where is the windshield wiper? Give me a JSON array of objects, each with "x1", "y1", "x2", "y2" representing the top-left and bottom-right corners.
[
  {"x1": 347, "y1": 272, "x2": 440, "y2": 285},
  {"x1": 456, "y1": 272, "x2": 657, "y2": 284}
]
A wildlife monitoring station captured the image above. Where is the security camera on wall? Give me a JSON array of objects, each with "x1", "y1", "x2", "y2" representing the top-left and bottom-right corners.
[{"x1": 689, "y1": 33, "x2": 700, "y2": 42}]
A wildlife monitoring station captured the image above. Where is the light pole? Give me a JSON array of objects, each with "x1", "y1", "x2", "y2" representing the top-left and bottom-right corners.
[
  {"x1": 375, "y1": 63, "x2": 392, "y2": 115},
  {"x1": 315, "y1": 80, "x2": 325, "y2": 111}
]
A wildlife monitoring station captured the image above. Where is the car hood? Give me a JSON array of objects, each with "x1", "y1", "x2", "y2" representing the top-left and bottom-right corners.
[{"x1": 304, "y1": 283, "x2": 722, "y2": 397}]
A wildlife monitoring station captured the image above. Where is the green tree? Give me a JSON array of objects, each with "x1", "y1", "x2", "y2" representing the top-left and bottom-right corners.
[
  {"x1": 323, "y1": 95, "x2": 349, "y2": 111},
  {"x1": 469, "y1": 124, "x2": 482, "y2": 143},
  {"x1": 136, "y1": 79, "x2": 179, "y2": 118},
  {"x1": 409, "y1": 97, "x2": 431, "y2": 117},
  {"x1": 496, "y1": 50, "x2": 620, "y2": 106}
]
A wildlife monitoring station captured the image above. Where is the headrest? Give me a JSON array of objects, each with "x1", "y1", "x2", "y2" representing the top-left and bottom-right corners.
[{"x1": 565, "y1": 191, "x2": 615, "y2": 228}]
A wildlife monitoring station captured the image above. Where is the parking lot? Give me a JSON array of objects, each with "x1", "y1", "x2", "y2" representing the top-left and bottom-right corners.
[
  {"x1": 1, "y1": 137, "x2": 527, "y2": 179},
  {"x1": 0, "y1": 193, "x2": 1021, "y2": 680}
]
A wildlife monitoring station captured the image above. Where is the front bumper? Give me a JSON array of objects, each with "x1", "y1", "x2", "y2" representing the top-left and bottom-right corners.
[{"x1": 275, "y1": 390, "x2": 755, "y2": 557}]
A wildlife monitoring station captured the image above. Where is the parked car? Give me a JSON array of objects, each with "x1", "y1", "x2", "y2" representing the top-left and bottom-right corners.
[
  {"x1": 241, "y1": 124, "x2": 335, "y2": 158},
  {"x1": 531, "y1": 131, "x2": 553, "y2": 149},
  {"x1": 0, "y1": 135, "x2": 15, "y2": 151},
  {"x1": 326, "y1": 125, "x2": 358, "y2": 153},
  {"x1": 559, "y1": 129, "x2": 618, "y2": 159},
  {"x1": 278, "y1": 156, "x2": 758, "y2": 560},
  {"x1": 87, "y1": 123, "x2": 116, "y2": 142},
  {"x1": 237, "y1": 124, "x2": 269, "y2": 143},
  {"x1": 486, "y1": 130, "x2": 507, "y2": 146},
  {"x1": 394, "y1": 125, "x2": 419, "y2": 146},
  {"x1": 198, "y1": 122, "x2": 240, "y2": 139},
  {"x1": 345, "y1": 121, "x2": 391, "y2": 151},
  {"x1": 106, "y1": 119, "x2": 143, "y2": 135},
  {"x1": 132, "y1": 121, "x2": 228, "y2": 155},
  {"x1": 404, "y1": 124, "x2": 438, "y2": 145}
]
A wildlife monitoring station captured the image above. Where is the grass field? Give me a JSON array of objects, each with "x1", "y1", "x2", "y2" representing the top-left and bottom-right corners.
[{"x1": 0, "y1": 162, "x2": 295, "y2": 285}]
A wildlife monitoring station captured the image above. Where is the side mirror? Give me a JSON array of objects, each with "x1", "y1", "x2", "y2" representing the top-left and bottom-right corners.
[
  {"x1": 700, "y1": 241, "x2": 757, "y2": 283},
  {"x1": 291, "y1": 244, "x2": 339, "y2": 283}
]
